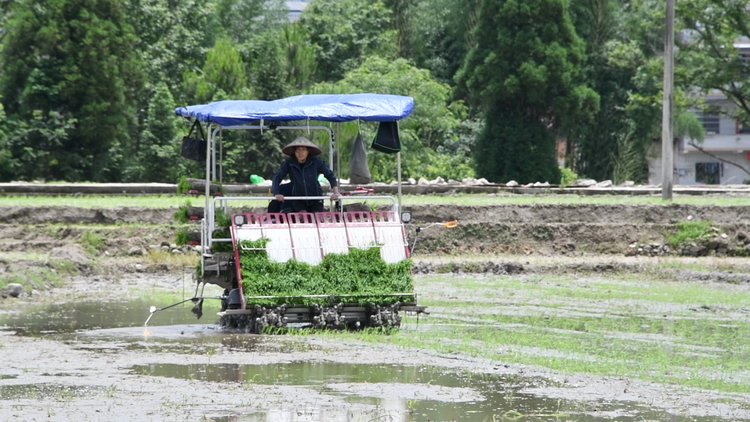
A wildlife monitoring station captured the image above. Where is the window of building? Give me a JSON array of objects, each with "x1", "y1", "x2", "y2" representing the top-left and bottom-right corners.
[
  {"x1": 695, "y1": 162, "x2": 721, "y2": 184},
  {"x1": 698, "y1": 114, "x2": 720, "y2": 134}
]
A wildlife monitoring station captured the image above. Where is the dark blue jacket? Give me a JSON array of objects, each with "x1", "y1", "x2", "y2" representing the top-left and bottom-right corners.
[{"x1": 271, "y1": 156, "x2": 338, "y2": 202}]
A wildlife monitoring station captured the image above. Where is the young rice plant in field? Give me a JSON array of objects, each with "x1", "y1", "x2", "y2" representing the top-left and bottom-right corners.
[{"x1": 239, "y1": 238, "x2": 414, "y2": 306}]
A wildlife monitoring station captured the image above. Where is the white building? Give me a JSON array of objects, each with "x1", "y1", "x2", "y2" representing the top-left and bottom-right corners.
[
  {"x1": 286, "y1": 1, "x2": 309, "y2": 21},
  {"x1": 649, "y1": 43, "x2": 750, "y2": 185}
]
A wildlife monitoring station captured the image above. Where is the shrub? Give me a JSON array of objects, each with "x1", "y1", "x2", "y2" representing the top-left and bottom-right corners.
[
  {"x1": 173, "y1": 200, "x2": 192, "y2": 224},
  {"x1": 666, "y1": 220, "x2": 713, "y2": 246},
  {"x1": 80, "y1": 231, "x2": 106, "y2": 256},
  {"x1": 559, "y1": 167, "x2": 578, "y2": 188}
]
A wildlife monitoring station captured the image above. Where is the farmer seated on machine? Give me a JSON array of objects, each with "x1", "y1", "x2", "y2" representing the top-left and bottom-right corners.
[{"x1": 271, "y1": 136, "x2": 340, "y2": 213}]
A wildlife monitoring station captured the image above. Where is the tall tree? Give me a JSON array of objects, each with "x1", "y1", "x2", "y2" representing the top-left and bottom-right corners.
[
  {"x1": 565, "y1": 0, "x2": 646, "y2": 182},
  {"x1": 455, "y1": 0, "x2": 599, "y2": 183},
  {"x1": 122, "y1": 0, "x2": 215, "y2": 99},
  {"x1": 135, "y1": 83, "x2": 183, "y2": 183},
  {"x1": 299, "y1": 0, "x2": 398, "y2": 82},
  {"x1": 380, "y1": 0, "x2": 416, "y2": 58},
  {"x1": 282, "y1": 23, "x2": 317, "y2": 91},
  {"x1": 182, "y1": 38, "x2": 250, "y2": 105},
  {"x1": 0, "y1": 0, "x2": 143, "y2": 182},
  {"x1": 214, "y1": 0, "x2": 288, "y2": 45},
  {"x1": 244, "y1": 30, "x2": 289, "y2": 101},
  {"x1": 408, "y1": 0, "x2": 482, "y2": 87}
]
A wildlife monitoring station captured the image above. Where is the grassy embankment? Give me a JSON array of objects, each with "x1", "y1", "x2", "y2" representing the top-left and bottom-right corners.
[
  {"x1": 1, "y1": 192, "x2": 748, "y2": 293},
  {"x1": 2, "y1": 192, "x2": 750, "y2": 207}
]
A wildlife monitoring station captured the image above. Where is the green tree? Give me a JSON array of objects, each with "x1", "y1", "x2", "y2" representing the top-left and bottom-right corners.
[
  {"x1": 380, "y1": 0, "x2": 416, "y2": 58},
  {"x1": 244, "y1": 30, "x2": 289, "y2": 101},
  {"x1": 455, "y1": 0, "x2": 599, "y2": 183},
  {"x1": 607, "y1": 41, "x2": 661, "y2": 184},
  {"x1": 408, "y1": 0, "x2": 481, "y2": 87},
  {"x1": 136, "y1": 83, "x2": 183, "y2": 182},
  {"x1": 3, "y1": 110, "x2": 77, "y2": 182},
  {"x1": 122, "y1": 0, "x2": 215, "y2": 99},
  {"x1": 0, "y1": 0, "x2": 143, "y2": 182},
  {"x1": 183, "y1": 38, "x2": 250, "y2": 104},
  {"x1": 282, "y1": 23, "x2": 317, "y2": 91},
  {"x1": 676, "y1": 0, "x2": 750, "y2": 125},
  {"x1": 214, "y1": 0, "x2": 288, "y2": 45},
  {"x1": 0, "y1": 101, "x2": 19, "y2": 181},
  {"x1": 311, "y1": 56, "x2": 467, "y2": 181},
  {"x1": 299, "y1": 0, "x2": 398, "y2": 82},
  {"x1": 565, "y1": 0, "x2": 647, "y2": 182}
]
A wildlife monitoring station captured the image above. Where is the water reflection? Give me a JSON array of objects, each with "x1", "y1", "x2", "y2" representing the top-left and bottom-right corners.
[
  {"x1": 0, "y1": 297, "x2": 222, "y2": 335},
  {"x1": 130, "y1": 362, "x2": 711, "y2": 422}
]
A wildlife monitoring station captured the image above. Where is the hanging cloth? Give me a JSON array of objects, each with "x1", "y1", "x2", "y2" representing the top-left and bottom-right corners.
[
  {"x1": 349, "y1": 124, "x2": 372, "y2": 184},
  {"x1": 371, "y1": 121, "x2": 401, "y2": 154}
]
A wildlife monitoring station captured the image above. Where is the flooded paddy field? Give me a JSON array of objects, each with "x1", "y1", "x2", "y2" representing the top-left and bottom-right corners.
[{"x1": 1, "y1": 262, "x2": 750, "y2": 421}]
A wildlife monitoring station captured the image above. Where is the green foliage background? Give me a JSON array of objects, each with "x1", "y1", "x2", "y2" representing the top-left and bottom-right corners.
[{"x1": 1, "y1": 0, "x2": 748, "y2": 185}]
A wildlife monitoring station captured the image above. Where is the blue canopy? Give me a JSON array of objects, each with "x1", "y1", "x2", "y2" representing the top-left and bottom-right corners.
[{"x1": 175, "y1": 94, "x2": 414, "y2": 126}]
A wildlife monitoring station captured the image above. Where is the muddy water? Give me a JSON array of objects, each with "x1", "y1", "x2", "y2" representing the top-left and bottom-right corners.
[
  {"x1": 0, "y1": 297, "x2": 216, "y2": 335},
  {"x1": 0, "y1": 298, "x2": 743, "y2": 421}
]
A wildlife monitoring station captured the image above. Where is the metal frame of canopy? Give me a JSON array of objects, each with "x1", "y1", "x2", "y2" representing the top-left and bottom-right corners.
[{"x1": 174, "y1": 94, "x2": 412, "y2": 260}]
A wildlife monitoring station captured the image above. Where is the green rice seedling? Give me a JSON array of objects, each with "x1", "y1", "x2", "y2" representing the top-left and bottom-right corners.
[
  {"x1": 174, "y1": 229, "x2": 190, "y2": 245},
  {"x1": 347, "y1": 273, "x2": 750, "y2": 394},
  {"x1": 239, "y1": 239, "x2": 414, "y2": 306},
  {"x1": 173, "y1": 200, "x2": 192, "y2": 224}
]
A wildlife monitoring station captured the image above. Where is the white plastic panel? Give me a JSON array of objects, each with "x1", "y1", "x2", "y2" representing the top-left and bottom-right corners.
[
  {"x1": 231, "y1": 211, "x2": 409, "y2": 266},
  {"x1": 344, "y1": 211, "x2": 376, "y2": 249},
  {"x1": 287, "y1": 213, "x2": 322, "y2": 265},
  {"x1": 317, "y1": 213, "x2": 349, "y2": 255},
  {"x1": 260, "y1": 213, "x2": 294, "y2": 263},
  {"x1": 233, "y1": 214, "x2": 264, "y2": 242},
  {"x1": 372, "y1": 211, "x2": 408, "y2": 263}
]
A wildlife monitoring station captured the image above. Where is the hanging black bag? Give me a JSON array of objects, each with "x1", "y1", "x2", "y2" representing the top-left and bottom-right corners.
[
  {"x1": 371, "y1": 121, "x2": 401, "y2": 154},
  {"x1": 349, "y1": 132, "x2": 372, "y2": 184},
  {"x1": 181, "y1": 119, "x2": 207, "y2": 161}
]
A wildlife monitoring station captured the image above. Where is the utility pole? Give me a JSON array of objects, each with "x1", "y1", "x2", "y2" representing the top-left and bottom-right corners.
[{"x1": 661, "y1": 0, "x2": 675, "y2": 200}]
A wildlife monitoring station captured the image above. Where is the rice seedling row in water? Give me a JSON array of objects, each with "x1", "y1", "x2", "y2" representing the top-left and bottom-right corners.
[
  {"x1": 313, "y1": 273, "x2": 750, "y2": 393},
  {"x1": 239, "y1": 239, "x2": 414, "y2": 306}
]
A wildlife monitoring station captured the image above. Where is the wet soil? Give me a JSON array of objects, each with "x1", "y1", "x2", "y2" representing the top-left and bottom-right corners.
[
  {"x1": 1, "y1": 204, "x2": 750, "y2": 420},
  {"x1": 2, "y1": 272, "x2": 750, "y2": 421}
]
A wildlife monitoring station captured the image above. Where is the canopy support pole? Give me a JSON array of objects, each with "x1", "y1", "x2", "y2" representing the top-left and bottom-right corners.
[
  {"x1": 335, "y1": 123, "x2": 340, "y2": 193},
  {"x1": 397, "y1": 151, "x2": 402, "y2": 215}
]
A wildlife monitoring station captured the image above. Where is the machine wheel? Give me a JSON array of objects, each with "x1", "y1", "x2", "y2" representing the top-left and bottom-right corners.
[
  {"x1": 253, "y1": 304, "x2": 288, "y2": 334},
  {"x1": 311, "y1": 303, "x2": 345, "y2": 329},
  {"x1": 368, "y1": 302, "x2": 401, "y2": 328}
]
